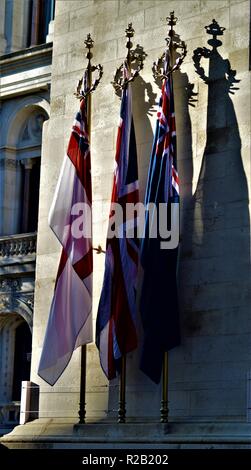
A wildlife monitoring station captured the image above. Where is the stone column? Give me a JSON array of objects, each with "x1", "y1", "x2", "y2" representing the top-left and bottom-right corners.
[{"x1": 0, "y1": 0, "x2": 7, "y2": 54}]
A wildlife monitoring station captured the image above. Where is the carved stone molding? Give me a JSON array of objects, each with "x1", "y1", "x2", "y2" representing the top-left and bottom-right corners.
[
  {"x1": 0, "y1": 294, "x2": 12, "y2": 311},
  {"x1": 0, "y1": 278, "x2": 22, "y2": 292},
  {"x1": 0, "y1": 291, "x2": 34, "y2": 330},
  {"x1": 0, "y1": 158, "x2": 19, "y2": 169}
]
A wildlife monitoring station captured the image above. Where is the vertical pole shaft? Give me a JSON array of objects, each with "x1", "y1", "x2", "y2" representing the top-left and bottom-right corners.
[
  {"x1": 118, "y1": 355, "x2": 126, "y2": 423},
  {"x1": 87, "y1": 62, "x2": 92, "y2": 138},
  {"x1": 79, "y1": 345, "x2": 87, "y2": 424},
  {"x1": 160, "y1": 12, "x2": 177, "y2": 424},
  {"x1": 78, "y1": 34, "x2": 93, "y2": 425},
  {"x1": 117, "y1": 23, "x2": 134, "y2": 424},
  {"x1": 160, "y1": 351, "x2": 169, "y2": 423}
]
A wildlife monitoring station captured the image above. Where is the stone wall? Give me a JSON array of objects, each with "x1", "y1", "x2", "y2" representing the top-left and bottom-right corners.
[{"x1": 31, "y1": 0, "x2": 251, "y2": 422}]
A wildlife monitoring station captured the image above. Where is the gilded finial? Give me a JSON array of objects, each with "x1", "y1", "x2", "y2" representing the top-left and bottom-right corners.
[
  {"x1": 125, "y1": 23, "x2": 135, "y2": 64},
  {"x1": 166, "y1": 11, "x2": 177, "y2": 29},
  {"x1": 125, "y1": 23, "x2": 135, "y2": 38},
  {"x1": 84, "y1": 33, "x2": 94, "y2": 62},
  {"x1": 165, "y1": 11, "x2": 178, "y2": 46},
  {"x1": 152, "y1": 11, "x2": 187, "y2": 81},
  {"x1": 111, "y1": 23, "x2": 145, "y2": 92},
  {"x1": 74, "y1": 33, "x2": 103, "y2": 100},
  {"x1": 84, "y1": 33, "x2": 94, "y2": 50}
]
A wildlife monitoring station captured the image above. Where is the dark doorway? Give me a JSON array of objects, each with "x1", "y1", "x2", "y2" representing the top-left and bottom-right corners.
[{"x1": 12, "y1": 321, "x2": 32, "y2": 401}]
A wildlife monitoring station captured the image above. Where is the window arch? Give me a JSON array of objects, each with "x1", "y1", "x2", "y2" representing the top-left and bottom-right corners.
[
  {"x1": 0, "y1": 97, "x2": 49, "y2": 236},
  {"x1": 17, "y1": 109, "x2": 48, "y2": 233}
]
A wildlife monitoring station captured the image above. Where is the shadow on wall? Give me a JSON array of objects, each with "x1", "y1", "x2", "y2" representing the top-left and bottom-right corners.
[
  {"x1": 176, "y1": 20, "x2": 250, "y2": 419},
  {"x1": 105, "y1": 17, "x2": 250, "y2": 420}
]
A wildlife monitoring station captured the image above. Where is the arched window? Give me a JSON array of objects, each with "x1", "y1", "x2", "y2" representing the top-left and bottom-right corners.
[
  {"x1": 18, "y1": 110, "x2": 48, "y2": 233},
  {"x1": 0, "y1": 100, "x2": 49, "y2": 236}
]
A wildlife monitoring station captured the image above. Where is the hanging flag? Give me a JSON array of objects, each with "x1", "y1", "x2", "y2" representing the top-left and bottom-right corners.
[
  {"x1": 38, "y1": 98, "x2": 93, "y2": 386},
  {"x1": 96, "y1": 64, "x2": 139, "y2": 380},
  {"x1": 140, "y1": 58, "x2": 180, "y2": 384}
]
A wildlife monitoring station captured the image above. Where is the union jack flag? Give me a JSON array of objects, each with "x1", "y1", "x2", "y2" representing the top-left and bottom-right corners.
[
  {"x1": 38, "y1": 98, "x2": 93, "y2": 386},
  {"x1": 140, "y1": 55, "x2": 180, "y2": 384},
  {"x1": 96, "y1": 64, "x2": 139, "y2": 380}
]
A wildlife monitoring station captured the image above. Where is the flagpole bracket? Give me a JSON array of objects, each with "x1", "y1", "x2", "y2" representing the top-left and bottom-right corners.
[
  {"x1": 93, "y1": 245, "x2": 106, "y2": 254},
  {"x1": 152, "y1": 12, "x2": 187, "y2": 81}
]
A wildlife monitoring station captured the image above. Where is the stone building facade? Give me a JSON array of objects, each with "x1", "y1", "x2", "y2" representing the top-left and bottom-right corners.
[
  {"x1": 0, "y1": 0, "x2": 54, "y2": 435},
  {"x1": 1, "y1": 0, "x2": 251, "y2": 448}
]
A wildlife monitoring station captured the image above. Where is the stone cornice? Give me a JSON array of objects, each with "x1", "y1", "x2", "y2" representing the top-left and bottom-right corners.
[
  {"x1": 0, "y1": 43, "x2": 52, "y2": 70},
  {"x1": 0, "y1": 43, "x2": 52, "y2": 99}
]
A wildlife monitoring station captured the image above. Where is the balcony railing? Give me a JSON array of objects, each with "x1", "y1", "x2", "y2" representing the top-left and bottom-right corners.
[{"x1": 0, "y1": 232, "x2": 37, "y2": 258}]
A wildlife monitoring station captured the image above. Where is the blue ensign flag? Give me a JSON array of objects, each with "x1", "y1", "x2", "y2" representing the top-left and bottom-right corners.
[{"x1": 140, "y1": 58, "x2": 180, "y2": 384}]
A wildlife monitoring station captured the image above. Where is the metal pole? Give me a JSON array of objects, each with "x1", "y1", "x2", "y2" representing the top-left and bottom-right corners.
[
  {"x1": 79, "y1": 345, "x2": 87, "y2": 424},
  {"x1": 161, "y1": 351, "x2": 169, "y2": 423},
  {"x1": 78, "y1": 34, "x2": 93, "y2": 425},
  {"x1": 117, "y1": 23, "x2": 135, "y2": 424},
  {"x1": 118, "y1": 355, "x2": 127, "y2": 423},
  {"x1": 160, "y1": 12, "x2": 177, "y2": 424}
]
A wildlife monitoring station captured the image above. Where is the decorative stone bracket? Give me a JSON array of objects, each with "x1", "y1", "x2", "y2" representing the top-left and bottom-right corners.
[{"x1": 0, "y1": 279, "x2": 33, "y2": 331}]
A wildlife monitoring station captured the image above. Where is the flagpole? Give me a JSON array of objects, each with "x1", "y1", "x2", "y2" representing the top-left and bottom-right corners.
[
  {"x1": 117, "y1": 23, "x2": 134, "y2": 424},
  {"x1": 78, "y1": 34, "x2": 103, "y2": 424},
  {"x1": 161, "y1": 351, "x2": 169, "y2": 423},
  {"x1": 78, "y1": 35, "x2": 93, "y2": 425},
  {"x1": 111, "y1": 23, "x2": 144, "y2": 424},
  {"x1": 160, "y1": 11, "x2": 177, "y2": 425}
]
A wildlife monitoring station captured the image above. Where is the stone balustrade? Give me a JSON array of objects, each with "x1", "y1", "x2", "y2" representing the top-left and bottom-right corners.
[{"x1": 0, "y1": 232, "x2": 37, "y2": 258}]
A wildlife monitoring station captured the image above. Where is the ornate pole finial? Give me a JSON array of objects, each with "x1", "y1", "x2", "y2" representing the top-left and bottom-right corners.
[
  {"x1": 166, "y1": 11, "x2": 178, "y2": 38},
  {"x1": 111, "y1": 23, "x2": 145, "y2": 92},
  {"x1": 125, "y1": 23, "x2": 134, "y2": 66},
  {"x1": 84, "y1": 33, "x2": 94, "y2": 49},
  {"x1": 125, "y1": 22, "x2": 134, "y2": 38},
  {"x1": 152, "y1": 12, "x2": 187, "y2": 81},
  {"x1": 84, "y1": 33, "x2": 94, "y2": 62},
  {"x1": 74, "y1": 33, "x2": 103, "y2": 100}
]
